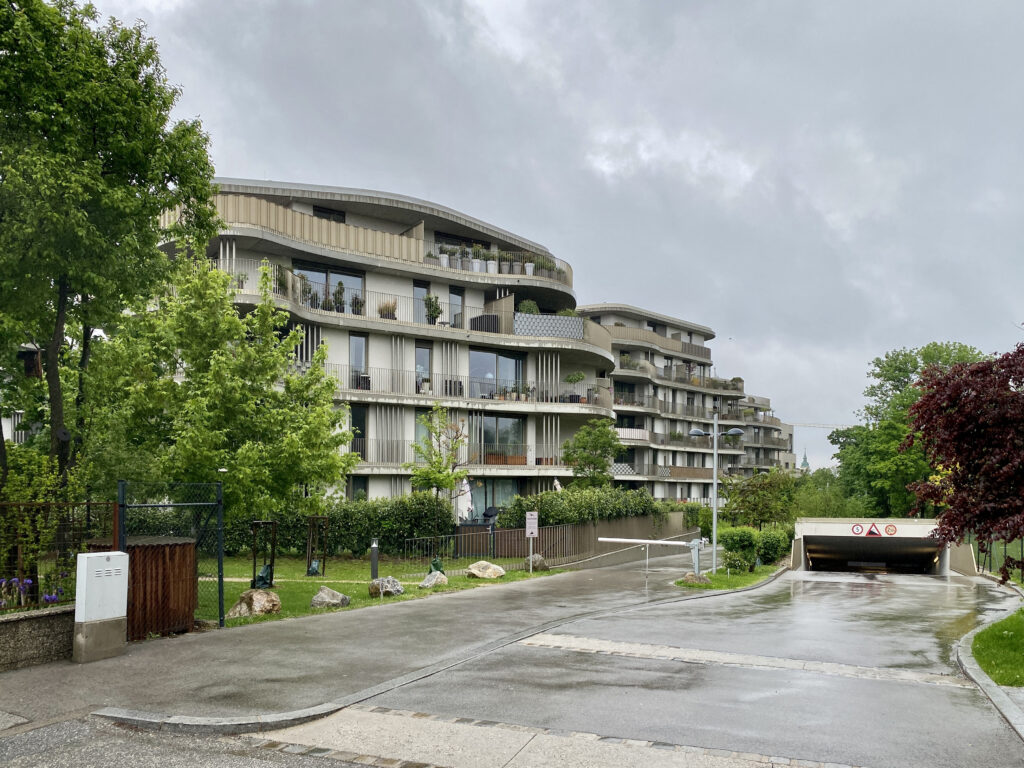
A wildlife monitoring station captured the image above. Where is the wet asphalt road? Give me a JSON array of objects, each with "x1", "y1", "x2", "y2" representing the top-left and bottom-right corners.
[{"x1": 368, "y1": 570, "x2": 1024, "y2": 768}]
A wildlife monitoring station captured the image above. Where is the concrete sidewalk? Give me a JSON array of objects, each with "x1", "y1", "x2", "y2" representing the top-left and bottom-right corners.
[{"x1": 0, "y1": 555, "x2": 696, "y2": 732}]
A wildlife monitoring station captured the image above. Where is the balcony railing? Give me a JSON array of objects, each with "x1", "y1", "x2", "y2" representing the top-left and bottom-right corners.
[
  {"x1": 611, "y1": 462, "x2": 715, "y2": 480},
  {"x1": 612, "y1": 392, "x2": 659, "y2": 409},
  {"x1": 654, "y1": 364, "x2": 745, "y2": 392},
  {"x1": 215, "y1": 257, "x2": 609, "y2": 354},
  {"x1": 186, "y1": 193, "x2": 574, "y2": 287},
  {"x1": 615, "y1": 427, "x2": 650, "y2": 441},
  {"x1": 345, "y1": 438, "x2": 566, "y2": 467},
  {"x1": 742, "y1": 411, "x2": 783, "y2": 427},
  {"x1": 606, "y1": 325, "x2": 712, "y2": 361},
  {"x1": 324, "y1": 363, "x2": 612, "y2": 407},
  {"x1": 744, "y1": 435, "x2": 790, "y2": 449}
]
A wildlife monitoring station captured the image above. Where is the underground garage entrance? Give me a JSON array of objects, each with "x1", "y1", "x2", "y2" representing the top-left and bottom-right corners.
[{"x1": 791, "y1": 518, "x2": 976, "y2": 575}]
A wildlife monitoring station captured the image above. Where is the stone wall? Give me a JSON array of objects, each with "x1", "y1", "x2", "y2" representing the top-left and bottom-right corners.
[{"x1": 0, "y1": 606, "x2": 75, "y2": 672}]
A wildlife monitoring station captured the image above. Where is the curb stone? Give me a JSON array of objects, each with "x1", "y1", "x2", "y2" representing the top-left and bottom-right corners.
[
  {"x1": 954, "y1": 576, "x2": 1024, "y2": 743},
  {"x1": 94, "y1": 563, "x2": 792, "y2": 735}
]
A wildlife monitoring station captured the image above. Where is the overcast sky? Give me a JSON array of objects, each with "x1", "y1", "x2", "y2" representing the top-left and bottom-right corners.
[{"x1": 94, "y1": 0, "x2": 1024, "y2": 468}]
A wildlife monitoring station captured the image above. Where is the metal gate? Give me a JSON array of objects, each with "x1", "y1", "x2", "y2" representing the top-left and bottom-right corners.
[{"x1": 117, "y1": 481, "x2": 224, "y2": 640}]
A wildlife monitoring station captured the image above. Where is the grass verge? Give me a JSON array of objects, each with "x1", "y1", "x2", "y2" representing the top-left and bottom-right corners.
[
  {"x1": 972, "y1": 608, "x2": 1024, "y2": 686},
  {"x1": 200, "y1": 556, "x2": 550, "y2": 627},
  {"x1": 675, "y1": 563, "x2": 780, "y2": 591}
]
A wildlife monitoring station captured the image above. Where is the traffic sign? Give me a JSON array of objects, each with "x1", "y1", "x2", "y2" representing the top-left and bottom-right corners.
[
  {"x1": 885, "y1": 524, "x2": 897, "y2": 536},
  {"x1": 851, "y1": 524, "x2": 864, "y2": 535},
  {"x1": 525, "y1": 510, "x2": 539, "y2": 538},
  {"x1": 866, "y1": 523, "x2": 882, "y2": 537}
]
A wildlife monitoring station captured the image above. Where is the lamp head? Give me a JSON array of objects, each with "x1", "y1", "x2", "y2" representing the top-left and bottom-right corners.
[
  {"x1": 689, "y1": 428, "x2": 708, "y2": 437},
  {"x1": 725, "y1": 428, "x2": 745, "y2": 436}
]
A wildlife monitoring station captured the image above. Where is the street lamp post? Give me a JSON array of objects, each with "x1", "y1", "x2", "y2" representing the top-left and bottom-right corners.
[{"x1": 690, "y1": 408, "x2": 745, "y2": 573}]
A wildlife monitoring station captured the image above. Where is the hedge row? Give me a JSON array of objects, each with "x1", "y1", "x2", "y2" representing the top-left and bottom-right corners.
[
  {"x1": 219, "y1": 492, "x2": 453, "y2": 556},
  {"x1": 718, "y1": 525, "x2": 793, "y2": 571},
  {"x1": 496, "y1": 487, "x2": 656, "y2": 528}
]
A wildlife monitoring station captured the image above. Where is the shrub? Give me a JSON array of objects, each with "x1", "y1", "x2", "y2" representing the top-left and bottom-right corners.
[
  {"x1": 722, "y1": 550, "x2": 753, "y2": 572},
  {"x1": 497, "y1": 486, "x2": 654, "y2": 528},
  {"x1": 556, "y1": 308, "x2": 578, "y2": 317},
  {"x1": 719, "y1": 526, "x2": 758, "y2": 555},
  {"x1": 517, "y1": 300, "x2": 540, "y2": 314},
  {"x1": 222, "y1": 492, "x2": 453, "y2": 557},
  {"x1": 756, "y1": 529, "x2": 791, "y2": 564}
]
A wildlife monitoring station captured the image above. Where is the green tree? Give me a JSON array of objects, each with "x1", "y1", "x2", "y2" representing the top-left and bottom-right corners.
[
  {"x1": 790, "y1": 468, "x2": 872, "y2": 519},
  {"x1": 722, "y1": 469, "x2": 797, "y2": 529},
  {"x1": 405, "y1": 404, "x2": 468, "y2": 502},
  {"x1": 829, "y1": 342, "x2": 987, "y2": 517},
  {"x1": 0, "y1": 0, "x2": 219, "y2": 484},
  {"x1": 561, "y1": 419, "x2": 625, "y2": 488},
  {"x1": 80, "y1": 263, "x2": 357, "y2": 522}
]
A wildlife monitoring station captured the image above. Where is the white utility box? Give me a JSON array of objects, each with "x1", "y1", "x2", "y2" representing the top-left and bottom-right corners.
[{"x1": 73, "y1": 551, "x2": 129, "y2": 663}]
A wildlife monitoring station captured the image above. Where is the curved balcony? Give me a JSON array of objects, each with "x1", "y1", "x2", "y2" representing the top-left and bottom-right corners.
[
  {"x1": 607, "y1": 325, "x2": 712, "y2": 361},
  {"x1": 179, "y1": 193, "x2": 574, "y2": 289},
  {"x1": 218, "y1": 258, "x2": 612, "y2": 360},
  {"x1": 612, "y1": 463, "x2": 716, "y2": 480},
  {"x1": 345, "y1": 439, "x2": 566, "y2": 468},
  {"x1": 324, "y1": 363, "x2": 613, "y2": 411}
]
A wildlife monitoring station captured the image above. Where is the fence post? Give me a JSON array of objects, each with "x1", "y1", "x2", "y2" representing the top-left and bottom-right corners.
[
  {"x1": 116, "y1": 480, "x2": 127, "y2": 552},
  {"x1": 216, "y1": 482, "x2": 225, "y2": 628}
]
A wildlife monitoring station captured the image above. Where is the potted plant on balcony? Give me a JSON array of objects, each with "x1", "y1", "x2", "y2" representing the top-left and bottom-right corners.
[
  {"x1": 471, "y1": 244, "x2": 484, "y2": 272},
  {"x1": 524, "y1": 254, "x2": 535, "y2": 276},
  {"x1": 424, "y1": 293, "x2": 442, "y2": 325},
  {"x1": 562, "y1": 370, "x2": 585, "y2": 403},
  {"x1": 460, "y1": 246, "x2": 472, "y2": 271},
  {"x1": 276, "y1": 268, "x2": 288, "y2": 295},
  {"x1": 333, "y1": 283, "x2": 346, "y2": 313},
  {"x1": 437, "y1": 245, "x2": 451, "y2": 269},
  {"x1": 517, "y1": 299, "x2": 540, "y2": 314},
  {"x1": 377, "y1": 298, "x2": 398, "y2": 320},
  {"x1": 485, "y1": 252, "x2": 498, "y2": 274},
  {"x1": 498, "y1": 250, "x2": 511, "y2": 274},
  {"x1": 321, "y1": 293, "x2": 334, "y2": 312},
  {"x1": 350, "y1": 293, "x2": 364, "y2": 315},
  {"x1": 419, "y1": 377, "x2": 431, "y2": 395},
  {"x1": 424, "y1": 250, "x2": 439, "y2": 267}
]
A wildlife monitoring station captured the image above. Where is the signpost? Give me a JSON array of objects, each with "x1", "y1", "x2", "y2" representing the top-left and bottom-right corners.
[{"x1": 526, "y1": 510, "x2": 538, "y2": 573}]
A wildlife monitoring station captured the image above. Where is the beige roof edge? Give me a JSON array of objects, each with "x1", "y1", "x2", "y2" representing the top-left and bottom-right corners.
[
  {"x1": 214, "y1": 177, "x2": 553, "y2": 256},
  {"x1": 575, "y1": 302, "x2": 716, "y2": 341}
]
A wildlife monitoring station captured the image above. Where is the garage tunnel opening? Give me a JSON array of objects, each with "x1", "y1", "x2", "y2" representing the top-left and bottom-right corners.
[{"x1": 791, "y1": 519, "x2": 962, "y2": 576}]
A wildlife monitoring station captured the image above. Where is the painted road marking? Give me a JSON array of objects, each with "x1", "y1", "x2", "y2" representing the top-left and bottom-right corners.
[{"x1": 519, "y1": 633, "x2": 972, "y2": 689}]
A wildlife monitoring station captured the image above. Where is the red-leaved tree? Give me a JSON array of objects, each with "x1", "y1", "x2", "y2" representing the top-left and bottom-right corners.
[{"x1": 907, "y1": 344, "x2": 1024, "y2": 582}]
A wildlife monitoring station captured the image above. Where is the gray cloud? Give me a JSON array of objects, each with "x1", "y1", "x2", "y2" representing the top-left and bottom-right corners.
[{"x1": 95, "y1": 0, "x2": 1024, "y2": 467}]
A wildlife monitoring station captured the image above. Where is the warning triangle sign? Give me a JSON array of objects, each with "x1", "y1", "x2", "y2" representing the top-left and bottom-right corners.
[{"x1": 866, "y1": 523, "x2": 882, "y2": 537}]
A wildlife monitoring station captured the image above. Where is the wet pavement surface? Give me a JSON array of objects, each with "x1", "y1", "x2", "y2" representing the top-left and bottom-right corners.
[{"x1": 358, "y1": 571, "x2": 1024, "y2": 768}]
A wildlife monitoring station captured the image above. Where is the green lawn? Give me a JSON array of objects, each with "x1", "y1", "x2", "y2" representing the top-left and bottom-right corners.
[
  {"x1": 200, "y1": 555, "x2": 550, "y2": 626},
  {"x1": 973, "y1": 609, "x2": 1024, "y2": 686},
  {"x1": 675, "y1": 563, "x2": 781, "y2": 591}
]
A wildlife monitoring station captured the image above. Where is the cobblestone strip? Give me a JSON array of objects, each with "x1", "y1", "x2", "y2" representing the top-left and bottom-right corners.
[
  {"x1": 241, "y1": 734, "x2": 451, "y2": 767},
  {"x1": 315, "y1": 704, "x2": 875, "y2": 768},
  {"x1": 519, "y1": 633, "x2": 973, "y2": 688}
]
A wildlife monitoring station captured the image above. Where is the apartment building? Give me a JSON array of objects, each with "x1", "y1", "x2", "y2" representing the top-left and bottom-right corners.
[
  {"x1": 575, "y1": 305, "x2": 792, "y2": 500},
  {"x1": 179, "y1": 179, "x2": 791, "y2": 510}
]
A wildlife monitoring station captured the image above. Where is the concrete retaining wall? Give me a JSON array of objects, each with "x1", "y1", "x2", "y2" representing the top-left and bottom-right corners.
[{"x1": 0, "y1": 605, "x2": 75, "y2": 672}]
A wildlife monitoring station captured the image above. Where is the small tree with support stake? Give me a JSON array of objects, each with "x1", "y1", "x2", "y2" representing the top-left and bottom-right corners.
[
  {"x1": 250, "y1": 520, "x2": 277, "y2": 588},
  {"x1": 306, "y1": 515, "x2": 329, "y2": 577}
]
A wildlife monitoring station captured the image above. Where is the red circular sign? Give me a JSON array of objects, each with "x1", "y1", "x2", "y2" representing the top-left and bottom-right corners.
[
  {"x1": 851, "y1": 524, "x2": 864, "y2": 535},
  {"x1": 885, "y1": 524, "x2": 897, "y2": 536}
]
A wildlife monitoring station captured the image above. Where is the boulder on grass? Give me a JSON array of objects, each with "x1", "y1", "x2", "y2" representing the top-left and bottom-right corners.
[
  {"x1": 681, "y1": 571, "x2": 711, "y2": 585},
  {"x1": 467, "y1": 561, "x2": 506, "y2": 579},
  {"x1": 311, "y1": 585, "x2": 350, "y2": 608},
  {"x1": 369, "y1": 576, "x2": 404, "y2": 597},
  {"x1": 419, "y1": 571, "x2": 449, "y2": 589},
  {"x1": 525, "y1": 553, "x2": 549, "y2": 571},
  {"x1": 226, "y1": 589, "x2": 281, "y2": 619}
]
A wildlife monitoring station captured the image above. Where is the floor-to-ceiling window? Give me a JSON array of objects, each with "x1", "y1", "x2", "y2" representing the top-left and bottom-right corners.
[
  {"x1": 415, "y1": 341, "x2": 432, "y2": 394},
  {"x1": 469, "y1": 348, "x2": 523, "y2": 399},
  {"x1": 468, "y1": 413, "x2": 525, "y2": 464},
  {"x1": 469, "y1": 478, "x2": 521, "y2": 518},
  {"x1": 449, "y1": 287, "x2": 464, "y2": 329},
  {"x1": 413, "y1": 280, "x2": 430, "y2": 325},
  {"x1": 292, "y1": 261, "x2": 364, "y2": 312},
  {"x1": 349, "y1": 333, "x2": 368, "y2": 389},
  {"x1": 350, "y1": 404, "x2": 368, "y2": 458}
]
